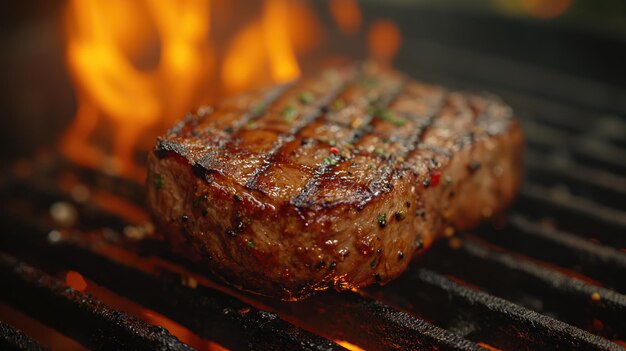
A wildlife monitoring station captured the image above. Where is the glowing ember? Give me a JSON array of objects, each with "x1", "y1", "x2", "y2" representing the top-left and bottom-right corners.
[
  {"x1": 65, "y1": 270, "x2": 87, "y2": 291},
  {"x1": 335, "y1": 340, "x2": 366, "y2": 351}
]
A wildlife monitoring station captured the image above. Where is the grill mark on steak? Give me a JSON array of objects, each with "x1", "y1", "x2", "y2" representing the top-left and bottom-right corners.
[
  {"x1": 244, "y1": 67, "x2": 358, "y2": 191},
  {"x1": 289, "y1": 68, "x2": 407, "y2": 209},
  {"x1": 155, "y1": 83, "x2": 291, "y2": 165},
  {"x1": 291, "y1": 81, "x2": 448, "y2": 210}
]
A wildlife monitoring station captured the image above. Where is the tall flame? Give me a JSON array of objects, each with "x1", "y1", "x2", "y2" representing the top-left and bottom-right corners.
[
  {"x1": 61, "y1": 0, "x2": 401, "y2": 180},
  {"x1": 61, "y1": 0, "x2": 301, "y2": 180}
]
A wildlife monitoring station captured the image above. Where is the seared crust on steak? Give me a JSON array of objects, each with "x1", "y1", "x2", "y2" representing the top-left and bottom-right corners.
[{"x1": 147, "y1": 62, "x2": 523, "y2": 300}]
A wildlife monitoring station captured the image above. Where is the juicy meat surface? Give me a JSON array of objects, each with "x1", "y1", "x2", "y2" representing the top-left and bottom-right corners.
[{"x1": 147, "y1": 62, "x2": 523, "y2": 300}]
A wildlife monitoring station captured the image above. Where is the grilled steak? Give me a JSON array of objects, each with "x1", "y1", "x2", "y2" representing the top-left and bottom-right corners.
[{"x1": 147, "y1": 62, "x2": 523, "y2": 300}]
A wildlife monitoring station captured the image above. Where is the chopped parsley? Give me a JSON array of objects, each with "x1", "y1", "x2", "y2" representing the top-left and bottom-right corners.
[
  {"x1": 299, "y1": 91, "x2": 314, "y2": 104},
  {"x1": 246, "y1": 240, "x2": 255, "y2": 249},
  {"x1": 282, "y1": 105, "x2": 298, "y2": 122},
  {"x1": 252, "y1": 104, "x2": 266, "y2": 115},
  {"x1": 245, "y1": 120, "x2": 257, "y2": 130},
  {"x1": 377, "y1": 213, "x2": 387, "y2": 228},
  {"x1": 323, "y1": 155, "x2": 340, "y2": 166},
  {"x1": 331, "y1": 98, "x2": 345, "y2": 111},
  {"x1": 153, "y1": 174, "x2": 163, "y2": 190},
  {"x1": 370, "y1": 249, "x2": 382, "y2": 268},
  {"x1": 367, "y1": 105, "x2": 407, "y2": 127}
]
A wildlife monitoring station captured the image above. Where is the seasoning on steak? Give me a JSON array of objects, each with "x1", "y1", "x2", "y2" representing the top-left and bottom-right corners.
[{"x1": 147, "y1": 62, "x2": 523, "y2": 300}]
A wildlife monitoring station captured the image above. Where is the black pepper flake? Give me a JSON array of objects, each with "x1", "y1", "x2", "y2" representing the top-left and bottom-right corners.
[
  {"x1": 416, "y1": 209, "x2": 427, "y2": 219},
  {"x1": 201, "y1": 209, "x2": 208, "y2": 217},
  {"x1": 224, "y1": 127, "x2": 233, "y2": 134},
  {"x1": 377, "y1": 213, "x2": 387, "y2": 228},
  {"x1": 227, "y1": 229, "x2": 237, "y2": 237},
  {"x1": 192, "y1": 163, "x2": 207, "y2": 179},
  {"x1": 330, "y1": 261, "x2": 337, "y2": 269},
  {"x1": 181, "y1": 215, "x2": 189, "y2": 222},
  {"x1": 422, "y1": 178, "x2": 431, "y2": 188},
  {"x1": 416, "y1": 238, "x2": 424, "y2": 250},
  {"x1": 395, "y1": 211, "x2": 406, "y2": 221},
  {"x1": 397, "y1": 251, "x2": 404, "y2": 260},
  {"x1": 315, "y1": 260, "x2": 327, "y2": 269},
  {"x1": 468, "y1": 161, "x2": 481, "y2": 173},
  {"x1": 233, "y1": 194, "x2": 242, "y2": 202},
  {"x1": 374, "y1": 273, "x2": 382, "y2": 282},
  {"x1": 376, "y1": 248, "x2": 383, "y2": 254},
  {"x1": 405, "y1": 201, "x2": 411, "y2": 208}
]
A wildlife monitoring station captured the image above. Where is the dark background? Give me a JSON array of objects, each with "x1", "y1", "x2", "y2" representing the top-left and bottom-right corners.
[{"x1": 1, "y1": 0, "x2": 625, "y2": 165}]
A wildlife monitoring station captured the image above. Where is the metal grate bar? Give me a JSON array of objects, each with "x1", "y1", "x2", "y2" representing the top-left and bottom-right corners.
[
  {"x1": 525, "y1": 151, "x2": 626, "y2": 209},
  {"x1": 0, "y1": 251, "x2": 195, "y2": 351},
  {"x1": 477, "y1": 214, "x2": 626, "y2": 292},
  {"x1": 419, "y1": 236, "x2": 626, "y2": 339},
  {"x1": 378, "y1": 268, "x2": 623, "y2": 351},
  {"x1": 0, "y1": 321, "x2": 49, "y2": 351},
  {"x1": 0, "y1": 214, "x2": 346, "y2": 351},
  {"x1": 524, "y1": 121, "x2": 626, "y2": 175},
  {"x1": 518, "y1": 184, "x2": 626, "y2": 248},
  {"x1": 153, "y1": 244, "x2": 489, "y2": 351}
]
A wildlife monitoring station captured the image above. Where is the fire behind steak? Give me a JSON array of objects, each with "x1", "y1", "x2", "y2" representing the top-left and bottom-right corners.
[{"x1": 147, "y1": 62, "x2": 523, "y2": 300}]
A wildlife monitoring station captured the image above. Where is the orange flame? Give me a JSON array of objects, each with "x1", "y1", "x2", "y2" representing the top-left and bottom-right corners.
[
  {"x1": 329, "y1": 0, "x2": 362, "y2": 35},
  {"x1": 61, "y1": 0, "x2": 302, "y2": 180},
  {"x1": 367, "y1": 19, "x2": 402, "y2": 66},
  {"x1": 61, "y1": 0, "x2": 402, "y2": 180}
]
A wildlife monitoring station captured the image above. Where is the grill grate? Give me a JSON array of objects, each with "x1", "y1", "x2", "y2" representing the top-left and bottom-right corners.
[{"x1": 1, "y1": 60, "x2": 626, "y2": 351}]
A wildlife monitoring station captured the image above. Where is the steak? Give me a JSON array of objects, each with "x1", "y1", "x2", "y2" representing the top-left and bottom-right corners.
[{"x1": 147, "y1": 62, "x2": 523, "y2": 300}]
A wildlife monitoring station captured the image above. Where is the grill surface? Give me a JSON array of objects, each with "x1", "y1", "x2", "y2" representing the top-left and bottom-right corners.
[{"x1": 1, "y1": 17, "x2": 626, "y2": 351}]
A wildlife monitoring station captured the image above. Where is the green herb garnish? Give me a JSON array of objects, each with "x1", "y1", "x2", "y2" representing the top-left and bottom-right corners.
[
  {"x1": 282, "y1": 105, "x2": 298, "y2": 122},
  {"x1": 370, "y1": 250, "x2": 382, "y2": 268},
  {"x1": 245, "y1": 120, "x2": 257, "y2": 130},
  {"x1": 252, "y1": 104, "x2": 266, "y2": 116},
  {"x1": 323, "y1": 155, "x2": 340, "y2": 166},
  {"x1": 377, "y1": 213, "x2": 387, "y2": 228},
  {"x1": 331, "y1": 98, "x2": 345, "y2": 111},
  {"x1": 247, "y1": 240, "x2": 255, "y2": 249},
  {"x1": 377, "y1": 108, "x2": 406, "y2": 127},
  {"x1": 299, "y1": 91, "x2": 314, "y2": 104},
  {"x1": 153, "y1": 174, "x2": 163, "y2": 190}
]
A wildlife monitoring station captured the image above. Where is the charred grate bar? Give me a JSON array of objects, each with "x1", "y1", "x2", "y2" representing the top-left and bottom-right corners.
[
  {"x1": 0, "y1": 214, "x2": 345, "y2": 351},
  {"x1": 418, "y1": 236, "x2": 626, "y2": 339},
  {"x1": 0, "y1": 252, "x2": 195, "y2": 351},
  {"x1": 0, "y1": 202, "x2": 485, "y2": 351},
  {"x1": 0, "y1": 321, "x2": 48, "y2": 351},
  {"x1": 383, "y1": 268, "x2": 623, "y2": 351}
]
